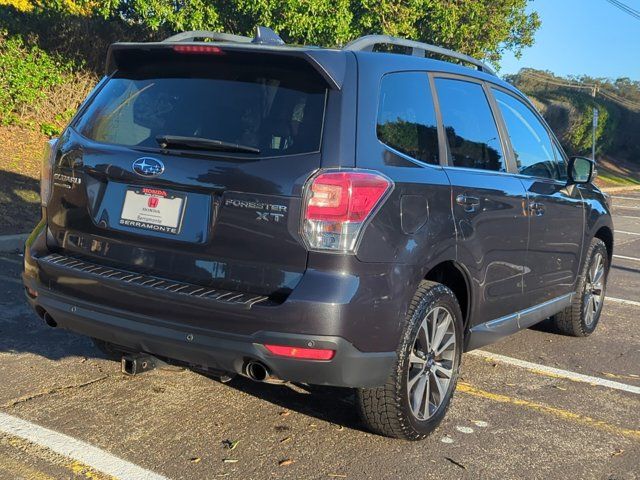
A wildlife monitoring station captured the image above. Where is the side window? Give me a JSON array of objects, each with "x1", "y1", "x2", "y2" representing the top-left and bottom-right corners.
[
  {"x1": 434, "y1": 78, "x2": 506, "y2": 172},
  {"x1": 492, "y1": 89, "x2": 558, "y2": 179},
  {"x1": 377, "y1": 72, "x2": 439, "y2": 165}
]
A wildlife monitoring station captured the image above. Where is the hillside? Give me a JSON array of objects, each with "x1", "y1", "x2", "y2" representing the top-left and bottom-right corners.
[{"x1": 505, "y1": 69, "x2": 640, "y2": 187}]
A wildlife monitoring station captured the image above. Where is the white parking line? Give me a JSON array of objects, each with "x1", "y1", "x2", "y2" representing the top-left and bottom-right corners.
[
  {"x1": 617, "y1": 215, "x2": 640, "y2": 219},
  {"x1": 613, "y1": 254, "x2": 640, "y2": 263},
  {"x1": 616, "y1": 230, "x2": 640, "y2": 236},
  {"x1": 614, "y1": 205, "x2": 640, "y2": 210},
  {"x1": 607, "y1": 296, "x2": 640, "y2": 307},
  {"x1": 468, "y1": 350, "x2": 640, "y2": 395},
  {"x1": 0, "y1": 412, "x2": 169, "y2": 480},
  {"x1": 612, "y1": 195, "x2": 640, "y2": 201}
]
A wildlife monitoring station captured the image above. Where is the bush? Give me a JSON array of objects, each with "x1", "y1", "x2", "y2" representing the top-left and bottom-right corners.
[
  {"x1": 0, "y1": 31, "x2": 69, "y2": 124},
  {"x1": 0, "y1": 30, "x2": 96, "y2": 133}
]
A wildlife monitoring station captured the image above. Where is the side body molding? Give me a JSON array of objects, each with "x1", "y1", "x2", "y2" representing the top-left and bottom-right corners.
[{"x1": 465, "y1": 293, "x2": 573, "y2": 351}]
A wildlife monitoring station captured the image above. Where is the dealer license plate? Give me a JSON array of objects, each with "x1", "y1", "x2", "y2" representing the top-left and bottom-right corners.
[{"x1": 119, "y1": 187, "x2": 186, "y2": 235}]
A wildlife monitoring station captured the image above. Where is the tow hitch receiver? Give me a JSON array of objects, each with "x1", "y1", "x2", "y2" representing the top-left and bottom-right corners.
[{"x1": 121, "y1": 353, "x2": 165, "y2": 375}]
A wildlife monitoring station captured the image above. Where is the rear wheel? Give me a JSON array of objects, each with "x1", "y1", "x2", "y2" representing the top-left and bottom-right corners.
[
  {"x1": 552, "y1": 238, "x2": 609, "y2": 336},
  {"x1": 356, "y1": 281, "x2": 463, "y2": 440}
]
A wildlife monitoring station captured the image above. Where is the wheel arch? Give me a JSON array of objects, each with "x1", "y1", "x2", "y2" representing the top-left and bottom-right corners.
[
  {"x1": 423, "y1": 260, "x2": 472, "y2": 333},
  {"x1": 594, "y1": 225, "x2": 614, "y2": 264}
]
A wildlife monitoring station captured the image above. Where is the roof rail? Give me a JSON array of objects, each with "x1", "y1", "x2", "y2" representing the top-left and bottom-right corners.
[
  {"x1": 343, "y1": 35, "x2": 496, "y2": 76},
  {"x1": 163, "y1": 26, "x2": 285, "y2": 46}
]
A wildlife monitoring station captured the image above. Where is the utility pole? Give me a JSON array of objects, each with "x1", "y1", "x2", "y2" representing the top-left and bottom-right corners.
[
  {"x1": 592, "y1": 108, "x2": 598, "y2": 162},
  {"x1": 592, "y1": 85, "x2": 599, "y2": 162}
]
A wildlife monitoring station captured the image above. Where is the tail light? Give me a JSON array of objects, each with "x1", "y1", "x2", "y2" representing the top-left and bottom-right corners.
[
  {"x1": 172, "y1": 45, "x2": 224, "y2": 55},
  {"x1": 40, "y1": 139, "x2": 57, "y2": 207},
  {"x1": 302, "y1": 170, "x2": 393, "y2": 253}
]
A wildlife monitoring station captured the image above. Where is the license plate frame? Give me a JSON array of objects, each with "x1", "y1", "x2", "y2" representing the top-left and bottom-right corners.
[{"x1": 119, "y1": 187, "x2": 186, "y2": 235}]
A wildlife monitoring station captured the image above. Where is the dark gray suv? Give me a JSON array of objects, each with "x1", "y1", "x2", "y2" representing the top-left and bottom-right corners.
[{"x1": 23, "y1": 28, "x2": 613, "y2": 440}]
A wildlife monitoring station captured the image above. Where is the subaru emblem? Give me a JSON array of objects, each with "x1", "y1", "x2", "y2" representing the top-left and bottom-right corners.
[{"x1": 132, "y1": 157, "x2": 164, "y2": 177}]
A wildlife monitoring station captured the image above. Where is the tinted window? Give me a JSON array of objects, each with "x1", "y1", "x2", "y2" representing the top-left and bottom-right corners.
[
  {"x1": 493, "y1": 89, "x2": 558, "y2": 179},
  {"x1": 74, "y1": 58, "x2": 327, "y2": 157},
  {"x1": 377, "y1": 72, "x2": 439, "y2": 165},
  {"x1": 435, "y1": 78, "x2": 505, "y2": 172}
]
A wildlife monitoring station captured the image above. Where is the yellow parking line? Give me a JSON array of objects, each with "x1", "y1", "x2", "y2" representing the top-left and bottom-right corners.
[
  {"x1": 1, "y1": 434, "x2": 115, "y2": 480},
  {"x1": 67, "y1": 460, "x2": 116, "y2": 480},
  {"x1": 457, "y1": 382, "x2": 640, "y2": 441}
]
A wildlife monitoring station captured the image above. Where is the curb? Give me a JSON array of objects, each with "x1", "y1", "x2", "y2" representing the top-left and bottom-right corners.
[{"x1": 0, "y1": 234, "x2": 29, "y2": 253}]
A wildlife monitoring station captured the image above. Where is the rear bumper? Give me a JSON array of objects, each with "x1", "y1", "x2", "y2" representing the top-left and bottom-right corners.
[
  {"x1": 22, "y1": 224, "x2": 405, "y2": 387},
  {"x1": 24, "y1": 286, "x2": 395, "y2": 387}
]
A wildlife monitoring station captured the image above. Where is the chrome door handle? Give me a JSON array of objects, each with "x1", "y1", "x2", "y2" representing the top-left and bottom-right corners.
[
  {"x1": 456, "y1": 194, "x2": 480, "y2": 212},
  {"x1": 528, "y1": 201, "x2": 545, "y2": 216}
]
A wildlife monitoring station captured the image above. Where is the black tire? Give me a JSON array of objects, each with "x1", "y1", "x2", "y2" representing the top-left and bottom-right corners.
[
  {"x1": 551, "y1": 238, "x2": 609, "y2": 337},
  {"x1": 356, "y1": 280, "x2": 464, "y2": 440}
]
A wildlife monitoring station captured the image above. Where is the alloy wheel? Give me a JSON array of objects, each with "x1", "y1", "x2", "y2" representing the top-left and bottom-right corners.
[
  {"x1": 406, "y1": 306, "x2": 456, "y2": 421},
  {"x1": 584, "y1": 252, "x2": 606, "y2": 327}
]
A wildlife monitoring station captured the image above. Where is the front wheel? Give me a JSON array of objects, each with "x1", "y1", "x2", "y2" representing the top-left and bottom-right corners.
[
  {"x1": 356, "y1": 281, "x2": 463, "y2": 440},
  {"x1": 551, "y1": 238, "x2": 609, "y2": 337}
]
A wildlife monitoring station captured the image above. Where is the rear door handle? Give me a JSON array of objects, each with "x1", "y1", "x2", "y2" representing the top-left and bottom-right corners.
[
  {"x1": 456, "y1": 194, "x2": 480, "y2": 212},
  {"x1": 528, "y1": 201, "x2": 545, "y2": 216}
]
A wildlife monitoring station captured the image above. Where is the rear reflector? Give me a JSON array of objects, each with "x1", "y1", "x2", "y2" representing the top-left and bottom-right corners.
[
  {"x1": 172, "y1": 45, "x2": 224, "y2": 55},
  {"x1": 302, "y1": 170, "x2": 392, "y2": 252},
  {"x1": 264, "y1": 344, "x2": 335, "y2": 360}
]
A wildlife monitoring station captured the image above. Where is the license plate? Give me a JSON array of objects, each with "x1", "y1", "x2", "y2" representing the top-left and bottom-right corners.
[{"x1": 119, "y1": 187, "x2": 186, "y2": 235}]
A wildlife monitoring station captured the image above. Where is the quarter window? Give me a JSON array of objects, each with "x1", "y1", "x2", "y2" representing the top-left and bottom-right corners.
[
  {"x1": 492, "y1": 89, "x2": 558, "y2": 179},
  {"x1": 434, "y1": 78, "x2": 506, "y2": 172},
  {"x1": 376, "y1": 72, "x2": 439, "y2": 165}
]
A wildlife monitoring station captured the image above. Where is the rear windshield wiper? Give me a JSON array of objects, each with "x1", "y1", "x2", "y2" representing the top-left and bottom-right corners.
[{"x1": 156, "y1": 135, "x2": 260, "y2": 154}]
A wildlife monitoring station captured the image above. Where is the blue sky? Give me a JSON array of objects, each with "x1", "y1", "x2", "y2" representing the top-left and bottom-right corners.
[{"x1": 499, "y1": 0, "x2": 640, "y2": 80}]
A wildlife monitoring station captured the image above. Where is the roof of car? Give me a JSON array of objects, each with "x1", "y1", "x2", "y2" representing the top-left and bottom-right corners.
[{"x1": 107, "y1": 27, "x2": 525, "y2": 100}]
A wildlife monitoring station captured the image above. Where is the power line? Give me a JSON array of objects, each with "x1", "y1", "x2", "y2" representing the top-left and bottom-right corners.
[
  {"x1": 604, "y1": 0, "x2": 640, "y2": 20},
  {"x1": 605, "y1": 0, "x2": 640, "y2": 19}
]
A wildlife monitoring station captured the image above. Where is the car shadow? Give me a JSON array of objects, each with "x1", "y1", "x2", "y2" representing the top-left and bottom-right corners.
[
  {"x1": 2, "y1": 283, "x2": 367, "y2": 432},
  {"x1": 0, "y1": 170, "x2": 41, "y2": 235},
  {"x1": 218, "y1": 376, "x2": 368, "y2": 433}
]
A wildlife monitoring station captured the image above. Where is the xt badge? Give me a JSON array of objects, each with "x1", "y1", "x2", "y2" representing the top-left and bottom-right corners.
[
  {"x1": 224, "y1": 198, "x2": 287, "y2": 223},
  {"x1": 256, "y1": 211, "x2": 284, "y2": 222}
]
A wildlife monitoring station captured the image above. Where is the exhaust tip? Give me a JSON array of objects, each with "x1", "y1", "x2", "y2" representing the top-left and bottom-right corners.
[
  {"x1": 43, "y1": 311, "x2": 57, "y2": 328},
  {"x1": 245, "y1": 361, "x2": 270, "y2": 382}
]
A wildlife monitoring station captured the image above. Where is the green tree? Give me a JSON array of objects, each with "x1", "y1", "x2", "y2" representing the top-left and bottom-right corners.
[{"x1": 96, "y1": 0, "x2": 540, "y2": 67}]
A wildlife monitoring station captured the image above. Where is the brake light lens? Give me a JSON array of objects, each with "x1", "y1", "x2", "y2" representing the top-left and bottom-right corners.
[
  {"x1": 302, "y1": 170, "x2": 392, "y2": 252},
  {"x1": 40, "y1": 138, "x2": 57, "y2": 207},
  {"x1": 264, "y1": 344, "x2": 336, "y2": 360},
  {"x1": 172, "y1": 45, "x2": 224, "y2": 55}
]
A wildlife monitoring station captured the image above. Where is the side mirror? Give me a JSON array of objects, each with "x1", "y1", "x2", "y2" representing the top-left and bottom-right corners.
[{"x1": 567, "y1": 157, "x2": 595, "y2": 185}]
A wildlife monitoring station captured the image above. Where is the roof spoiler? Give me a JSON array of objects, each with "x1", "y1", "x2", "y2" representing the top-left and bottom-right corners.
[{"x1": 105, "y1": 26, "x2": 346, "y2": 89}]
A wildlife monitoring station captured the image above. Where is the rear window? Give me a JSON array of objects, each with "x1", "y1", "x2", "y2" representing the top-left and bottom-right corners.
[
  {"x1": 74, "y1": 54, "x2": 327, "y2": 156},
  {"x1": 376, "y1": 72, "x2": 439, "y2": 165}
]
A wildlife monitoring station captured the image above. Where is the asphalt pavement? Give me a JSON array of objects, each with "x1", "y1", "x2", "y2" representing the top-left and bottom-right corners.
[{"x1": 0, "y1": 192, "x2": 638, "y2": 480}]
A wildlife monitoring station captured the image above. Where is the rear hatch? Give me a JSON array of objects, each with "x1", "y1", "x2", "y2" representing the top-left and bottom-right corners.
[{"x1": 45, "y1": 46, "x2": 338, "y2": 300}]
